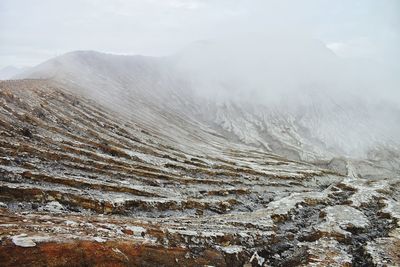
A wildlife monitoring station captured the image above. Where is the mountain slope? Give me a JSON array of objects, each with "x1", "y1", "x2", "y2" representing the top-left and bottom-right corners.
[
  {"x1": 18, "y1": 49, "x2": 400, "y2": 175},
  {"x1": 1, "y1": 43, "x2": 399, "y2": 265},
  {"x1": 1, "y1": 79, "x2": 399, "y2": 266}
]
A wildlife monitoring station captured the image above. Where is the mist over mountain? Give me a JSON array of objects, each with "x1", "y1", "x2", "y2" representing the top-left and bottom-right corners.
[
  {"x1": 174, "y1": 34, "x2": 398, "y2": 105},
  {"x1": 2, "y1": 1, "x2": 400, "y2": 265},
  {"x1": 3, "y1": 39, "x2": 399, "y2": 264},
  {"x1": 18, "y1": 35, "x2": 400, "y2": 169}
]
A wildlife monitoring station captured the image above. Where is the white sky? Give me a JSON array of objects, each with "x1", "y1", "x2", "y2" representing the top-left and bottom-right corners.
[{"x1": 0, "y1": 0, "x2": 399, "y2": 70}]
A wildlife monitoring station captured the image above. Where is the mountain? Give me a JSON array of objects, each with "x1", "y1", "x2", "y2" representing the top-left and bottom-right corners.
[
  {"x1": 1, "y1": 42, "x2": 399, "y2": 266},
  {"x1": 18, "y1": 47, "x2": 400, "y2": 176},
  {"x1": 0, "y1": 65, "x2": 30, "y2": 80}
]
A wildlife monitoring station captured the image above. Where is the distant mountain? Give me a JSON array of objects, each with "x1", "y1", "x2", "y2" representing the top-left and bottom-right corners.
[{"x1": 0, "y1": 65, "x2": 30, "y2": 80}]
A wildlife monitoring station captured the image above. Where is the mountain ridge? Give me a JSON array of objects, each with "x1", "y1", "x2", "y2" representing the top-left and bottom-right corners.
[{"x1": 17, "y1": 48, "x2": 400, "y2": 177}]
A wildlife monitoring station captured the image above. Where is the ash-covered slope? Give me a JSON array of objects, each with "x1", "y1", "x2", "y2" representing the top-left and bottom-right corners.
[
  {"x1": 1, "y1": 39, "x2": 398, "y2": 265},
  {"x1": 19, "y1": 47, "x2": 400, "y2": 176},
  {"x1": 1, "y1": 79, "x2": 399, "y2": 266},
  {"x1": 0, "y1": 37, "x2": 400, "y2": 266},
  {"x1": 17, "y1": 51, "x2": 222, "y2": 154},
  {"x1": 171, "y1": 37, "x2": 400, "y2": 165}
]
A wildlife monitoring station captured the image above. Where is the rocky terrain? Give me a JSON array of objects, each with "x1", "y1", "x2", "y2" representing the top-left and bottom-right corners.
[{"x1": 0, "y1": 50, "x2": 399, "y2": 266}]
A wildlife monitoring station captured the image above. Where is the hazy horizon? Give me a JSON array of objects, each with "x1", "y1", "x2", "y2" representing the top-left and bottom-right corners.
[{"x1": 1, "y1": 0, "x2": 399, "y2": 72}]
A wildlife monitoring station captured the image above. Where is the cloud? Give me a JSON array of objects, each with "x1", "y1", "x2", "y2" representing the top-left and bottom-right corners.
[
  {"x1": 0, "y1": 0, "x2": 398, "y2": 69},
  {"x1": 326, "y1": 39, "x2": 378, "y2": 59},
  {"x1": 167, "y1": 0, "x2": 204, "y2": 10}
]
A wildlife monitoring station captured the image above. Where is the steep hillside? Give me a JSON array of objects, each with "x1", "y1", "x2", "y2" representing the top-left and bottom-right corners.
[
  {"x1": 18, "y1": 50, "x2": 400, "y2": 174},
  {"x1": 0, "y1": 79, "x2": 399, "y2": 266},
  {"x1": 1, "y1": 46, "x2": 399, "y2": 266}
]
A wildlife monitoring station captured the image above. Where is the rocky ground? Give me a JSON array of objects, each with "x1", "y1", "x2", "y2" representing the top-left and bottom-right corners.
[{"x1": 0, "y1": 80, "x2": 399, "y2": 266}]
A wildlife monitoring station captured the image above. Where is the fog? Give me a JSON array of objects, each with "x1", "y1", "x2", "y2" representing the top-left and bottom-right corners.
[
  {"x1": 2, "y1": 0, "x2": 398, "y2": 102},
  {"x1": 1, "y1": 0, "x2": 399, "y2": 69},
  {"x1": 165, "y1": 31, "x2": 400, "y2": 158},
  {"x1": 2, "y1": 1, "x2": 400, "y2": 158},
  {"x1": 173, "y1": 31, "x2": 399, "y2": 107}
]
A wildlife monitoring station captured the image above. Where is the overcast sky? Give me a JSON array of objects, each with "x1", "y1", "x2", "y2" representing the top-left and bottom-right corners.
[{"x1": 0, "y1": 0, "x2": 399, "y2": 70}]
